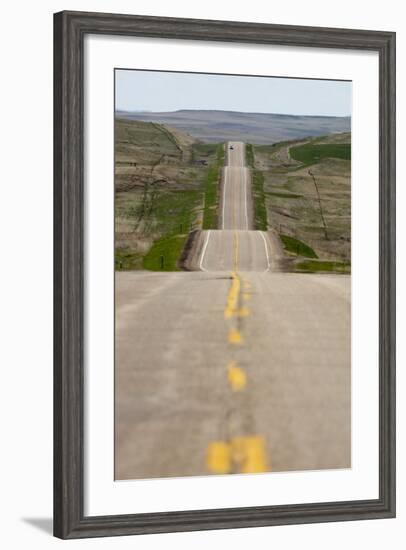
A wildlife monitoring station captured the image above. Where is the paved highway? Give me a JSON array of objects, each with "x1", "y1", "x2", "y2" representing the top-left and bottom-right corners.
[
  {"x1": 196, "y1": 141, "x2": 273, "y2": 272},
  {"x1": 198, "y1": 230, "x2": 271, "y2": 272},
  {"x1": 221, "y1": 142, "x2": 251, "y2": 229},
  {"x1": 115, "y1": 141, "x2": 351, "y2": 480}
]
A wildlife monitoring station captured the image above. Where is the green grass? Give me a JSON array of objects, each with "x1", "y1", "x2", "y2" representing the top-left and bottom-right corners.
[
  {"x1": 252, "y1": 170, "x2": 267, "y2": 231},
  {"x1": 217, "y1": 143, "x2": 225, "y2": 163},
  {"x1": 280, "y1": 234, "x2": 318, "y2": 258},
  {"x1": 246, "y1": 143, "x2": 255, "y2": 167},
  {"x1": 202, "y1": 164, "x2": 219, "y2": 229},
  {"x1": 296, "y1": 259, "x2": 350, "y2": 273},
  {"x1": 150, "y1": 190, "x2": 200, "y2": 236},
  {"x1": 142, "y1": 190, "x2": 201, "y2": 271},
  {"x1": 289, "y1": 143, "x2": 351, "y2": 165},
  {"x1": 143, "y1": 234, "x2": 188, "y2": 271},
  {"x1": 115, "y1": 249, "x2": 143, "y2": 270},
  {"x1": 143, "y1": 190, "x2": 201, "y2": 271},
  {"x1": 246, "y1": 144, "x2": 267, "y2": 231},
  {"x1": 202, "y1": 144, "x2": 224, "y2": 229},
  {"x1": 116, "y1": 190, "x2": 201, "y2": 271}
]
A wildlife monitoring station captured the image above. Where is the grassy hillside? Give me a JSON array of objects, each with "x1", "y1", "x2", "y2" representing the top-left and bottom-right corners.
[
  {"x1": 289, "y1": 143, "x2": 351, "y2": 165},
  {"x1": 115, "y1": 119, "x2": 223, "y2": 271},
  {"x1": 250, "y1": 132, "x2": 351, "y2": 272},
  {"x1": 246, "y1": 144, "x2": 267, "y2": 231}
]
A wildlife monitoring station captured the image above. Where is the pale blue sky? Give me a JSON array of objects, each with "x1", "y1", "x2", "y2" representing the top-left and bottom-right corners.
[{"x1": 115, "y1": 69, "x2": 351, "y2": 117}]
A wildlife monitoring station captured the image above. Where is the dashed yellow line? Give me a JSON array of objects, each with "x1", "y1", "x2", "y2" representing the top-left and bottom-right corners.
[
  {"x1": 206, "y1": 441, "x2": 231, "y2": 474},
  {"x1": 228, "y1": 328, "x2": 243, "y2": 344},
  {"x1": 206, "y1": 147, "x2": 270, "y2": 477},
  {"x1": 231, "y1": 436, "x2": 269, "y2": 473},
  {"x1": 224, "y1": 272, "x2": 240, "y2": 319},
  {"x1": 227, "y1": 360, "x2": 247, "y2": 391},
  {"x1": 224, "y1": 272, "x2": 251, "y2": 320},
  {"x1": 206, "y1": 436, "x2": 269, "y2": 475}
]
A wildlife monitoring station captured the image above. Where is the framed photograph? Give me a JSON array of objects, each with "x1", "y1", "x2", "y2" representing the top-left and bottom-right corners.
[{"x1": 54, "y1": 10, "x2": 396, "y2": 539}]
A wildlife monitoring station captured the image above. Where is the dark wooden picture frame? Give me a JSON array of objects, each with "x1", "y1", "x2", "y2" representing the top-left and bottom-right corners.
[{"x1": 54, "y1": 10, "x2": 396, "y2": 539}]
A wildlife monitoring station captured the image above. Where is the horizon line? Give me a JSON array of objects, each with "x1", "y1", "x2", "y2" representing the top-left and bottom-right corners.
[{"x1": 115, "y1": 108, "x2": 351, "y2": 118}]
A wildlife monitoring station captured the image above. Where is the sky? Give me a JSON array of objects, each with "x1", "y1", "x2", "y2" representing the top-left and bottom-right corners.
[{"x1": 115, "y1": 69, "x2": 351, "y2": 117}]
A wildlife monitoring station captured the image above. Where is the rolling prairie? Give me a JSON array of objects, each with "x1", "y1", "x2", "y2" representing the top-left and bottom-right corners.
[
  {"x1": 251, "y1": 132, "x2": 351, "y2": 271},
  {"x1": 115, "y1": 115, "x2": 351, "y2": 273},
  {"x1": 117, "y1": 109, "x2": 350, "y2": 144},
  {"x1": 115, "y1": 118, "x2": 223, "y2": 270}
]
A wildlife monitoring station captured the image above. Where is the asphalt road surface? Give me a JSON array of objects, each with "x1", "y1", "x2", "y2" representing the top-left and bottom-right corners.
[
  {"x1": 198, "y1": 230, "x2": 271, "y2": 272},
  {"x1": 222, "y1": 142, "x2": 251, "y2": 230},
  {"x1": 115, "y1": 141, "x2": 351, "y2": 480},
  {"x1": 196, "y1": 142, "x2": 273, "y2": 272}
]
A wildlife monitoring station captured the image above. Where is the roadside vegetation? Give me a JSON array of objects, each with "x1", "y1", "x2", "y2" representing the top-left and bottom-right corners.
[
  {"x1": 196, "y1": 143, "x2": 224, "y2": 230},
  {"x1": 143, "y1": 234, "x2": 188, "y2": 271},
  {"x1": 296, "y1": 259, "x2": 350, "y2": 274},
  {"x1": 246, "y1": 144, "x2": 267, "y2": 231},
  {"x1": 141, "y1": 190, "x2": 201, "y2": 271},
  {"x1": 280, "y1": 235, "x2": 318, "y2": 258},
  {"x1": 289, "y1": 143, "x2": 351, "y2": 165},
  {"x1": 115, "y1": 119, "x2": 223, "y2": 271},
  {"x1": 250, "y1": 132, "x2": 351, "y2": 273}
]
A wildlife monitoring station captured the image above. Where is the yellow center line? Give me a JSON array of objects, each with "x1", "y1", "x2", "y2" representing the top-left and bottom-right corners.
[
  {"x1": 228, "y1": 328, "x2": 243, "y2": 344},
  {"x1": 206, "y1": 441, "x2": 231, "y2": 475},
  {"x1": 206, "y1": 143, "x2": 270, "y2": 477},
  {"x1": 224, "y1": 273, "x2": 251, "y2": 320},
  {"x1": 206, "y1": 436, "x2": 269, "y2": 475},
  {"x1": 227, "y1": 360, "x2": 247, "y2": 391},
  {"x1": 224, "y1": 272, "x2": 240, "y2": 319},
  {"x1": 231, "y1": 436, "x2": 269, "y2": 473}
]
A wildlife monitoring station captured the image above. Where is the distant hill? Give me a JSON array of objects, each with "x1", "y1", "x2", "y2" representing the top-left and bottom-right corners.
[{"x1": 116, "y1": 109, "x2": 351, "y2": 145}]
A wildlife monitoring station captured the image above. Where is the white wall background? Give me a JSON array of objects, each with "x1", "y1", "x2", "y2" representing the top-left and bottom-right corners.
[{"x1": 0, "y1": 0, "x2": 402, "y2": 547}]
